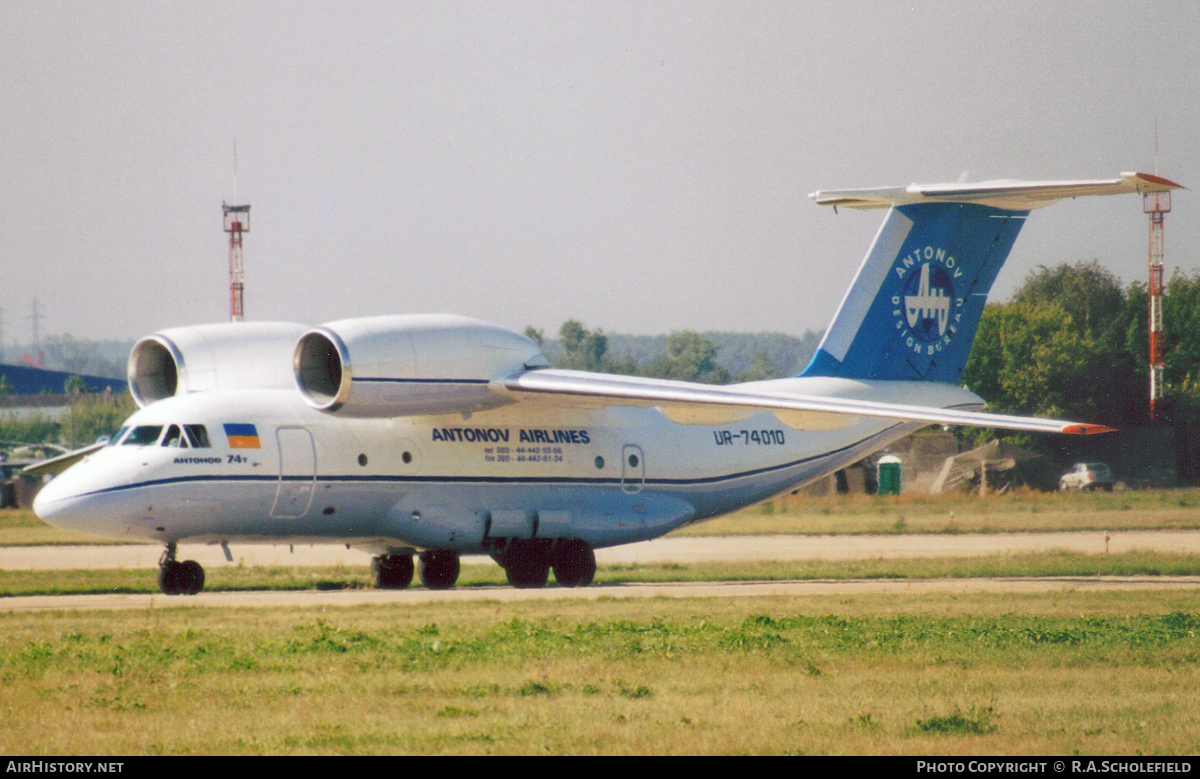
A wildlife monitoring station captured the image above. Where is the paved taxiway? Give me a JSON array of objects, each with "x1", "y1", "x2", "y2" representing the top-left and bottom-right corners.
[{"x1": 1, "y1": 530, "x2": 1197, "y2": 571}]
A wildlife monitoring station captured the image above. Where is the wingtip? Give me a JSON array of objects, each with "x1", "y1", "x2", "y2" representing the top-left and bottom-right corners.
[
  {"x1": 1123, "y1": 171, "x2": 1186, "y2": 191},
  {"x1": 1062, "y1": 424, "x2": 1118, "y2": 436}
]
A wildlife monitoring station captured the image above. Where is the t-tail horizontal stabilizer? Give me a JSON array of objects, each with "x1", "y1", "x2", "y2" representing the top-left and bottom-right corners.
[{"x1": 801, "y1": 172, "x2": 1183, "y2": 384}]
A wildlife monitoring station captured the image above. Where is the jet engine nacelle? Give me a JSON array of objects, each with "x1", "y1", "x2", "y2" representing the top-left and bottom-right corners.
[
  {"x1": 128, "y1": 322, "x2": 310, "y2": 407},
  {"x1": 294, "y1": 314, "x2": 548, "y2": 418}
]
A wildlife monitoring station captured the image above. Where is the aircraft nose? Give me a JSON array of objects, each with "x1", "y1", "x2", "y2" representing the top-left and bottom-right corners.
[
  {"x1": 32, "y1": 471, "x2": 86, "y2": 528},
  {"x1": 31, "y1": 457, "x2": 147, "y2": 541}
]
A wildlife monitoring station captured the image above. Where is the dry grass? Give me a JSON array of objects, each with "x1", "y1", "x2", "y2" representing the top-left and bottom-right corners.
[
  {"x1": 676, "y1": 488, "x2": 1200, "y2": 536},
  {"x1": 0, "y1": 591, "x2": 1198, "y2": 754},
  {"x1": 0, "y1": 510, "x2": 133, "y2": 546}
]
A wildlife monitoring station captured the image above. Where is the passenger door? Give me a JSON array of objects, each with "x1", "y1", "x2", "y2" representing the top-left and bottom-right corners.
[{"x1": 271, "y1": 427, "x2": 316, "y2": 519}]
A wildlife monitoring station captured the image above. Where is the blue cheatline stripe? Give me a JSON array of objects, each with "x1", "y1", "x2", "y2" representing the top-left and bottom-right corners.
[
  {"x1": 355, "y1": 377, "x2": 491, "y2": 384},
  {"x1": 62, "y1": 419, "x2": 928, "y2": 502}
]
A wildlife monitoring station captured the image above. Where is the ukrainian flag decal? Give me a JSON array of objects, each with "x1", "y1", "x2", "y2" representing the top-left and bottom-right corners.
[{"x1": 224, "y1": 423, "x2": 261, "y2": 449}]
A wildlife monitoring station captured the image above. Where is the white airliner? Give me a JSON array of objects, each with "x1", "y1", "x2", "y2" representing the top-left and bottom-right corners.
[{"x1": 31, "y1": 171, "x2": 1181, "y2": 595}]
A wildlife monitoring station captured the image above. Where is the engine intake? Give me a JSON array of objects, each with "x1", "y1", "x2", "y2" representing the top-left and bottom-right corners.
[{"x1": 294, "y1": 314, "x2": 547, "y2": 417}]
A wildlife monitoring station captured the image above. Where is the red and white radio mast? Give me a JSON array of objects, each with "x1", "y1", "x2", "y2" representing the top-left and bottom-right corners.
[
  {"x1": 1145, "y1": 129, "x2": 1171, "y2": 421},
  {"x1": 223, "y1": 141, "x2": 250, "y2": 322}
]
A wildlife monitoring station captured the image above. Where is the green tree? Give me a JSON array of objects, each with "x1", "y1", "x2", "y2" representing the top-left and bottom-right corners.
[
  {"x1": 1013, "y1": 261, "x2": 1129, "y2": 345},
  {"x1": 964, "y1": 301, "x2": 1098, "y2": 418},
  {"x1": 965, "y1": 260, "x2": 1154, "y2": 438},
  {"x1": 0, "y1": 413, "x2": 60, "y2": 445},
  {"x1": 70, "y1": 392, "x2": 136, "y2": 445},
  {"x1": 555, "y1": 320, "x2": 623, "y2": 373},
  {"x1": 644, "y1": 331, "x2": 731, "y2": 384},
  {"x1": 1161, "y1": 271, "x2": 1200, "y2": 391},
  {"x1": 522, "y1": 326, "x2": 544, "y2": 348},
  {"x1": 735, "y1": 350, "x2": 779, "y2": 383},
  {"x1": 557, "y1": 320, "x2": 602, "y2": 370}
]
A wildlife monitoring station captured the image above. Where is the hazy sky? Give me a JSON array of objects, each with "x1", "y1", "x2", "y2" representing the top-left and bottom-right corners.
[{"x1": 2, "y1": 1, "x2": 1197, "y2": 345}]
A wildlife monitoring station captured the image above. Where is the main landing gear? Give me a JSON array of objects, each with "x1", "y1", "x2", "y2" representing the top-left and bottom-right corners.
[
  {"x1": 369, "y1": 541, "x2": 596, "y2": 591},
  {"x1": 419, "y1": 550, "x2": 460, "y2": 590},
  {"x1": 371, "y1": 553, "x2": 414, "y2": 589},
  {"x1": 157, "y1": 542, "x2": 205, "y2": 595},
  {"x1": 371, "y1": 550, "x2": 462, "y2": 590},
  {"x1": 500, "y1": 540, "x2": 596, "y2": 589}
]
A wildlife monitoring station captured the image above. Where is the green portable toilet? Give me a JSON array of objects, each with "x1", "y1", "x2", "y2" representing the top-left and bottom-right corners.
[{"x1": 877, "y1": 455, "x2": 902, "y2": 495}]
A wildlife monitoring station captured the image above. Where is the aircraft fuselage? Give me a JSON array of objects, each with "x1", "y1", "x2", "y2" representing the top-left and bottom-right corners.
[{"x1": 34, "y1": 378, "x2": 975, "y2": 555}]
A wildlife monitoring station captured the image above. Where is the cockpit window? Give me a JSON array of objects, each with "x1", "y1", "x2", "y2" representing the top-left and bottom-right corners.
[
  {"x1": 184, "y1": 425, "x2": 211, "y2": 448},
  {"x1": 107, "y1": 427, "x2": 129, "y2": 446},
  {"x1": 161, "y1": 425, "x2": 186, "y2": 448},
  {"x1": 123, "y1": 425, "x2": 163, "y2": 446}
]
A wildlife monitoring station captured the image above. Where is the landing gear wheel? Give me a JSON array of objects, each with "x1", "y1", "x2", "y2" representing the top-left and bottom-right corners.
[
  {"x1": 419, "y1": 550, "x2": 461, "y2": 590},
  {"x1": 371, "y1": 554, "x2": 414, "y2": 589},
  {"x1": 157, "y1": 561, "x2": 181, "y2": 595},
  {"x1": 157, "y1": 559, "x2": 205, "y2": 595},
  {"x1": 551, "y1": 540, "x2": 596, "y2": 588},
  {"x1": 504, "y1": 541, "x2": 550, "y2": 589},
  {"x1": 179, "y1": 560, "x2": 205, "y2": 595}
]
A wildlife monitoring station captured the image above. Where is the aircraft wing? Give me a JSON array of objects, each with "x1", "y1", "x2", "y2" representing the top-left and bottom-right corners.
[
  {"x1": 502, "y1": 369, "x2": 1114, "y2": 435},
  {"x1": 22, "y1": 442, "x2": 107, "y2": 476},
  {"x1": 809, "y1": 171, "x2": 1183, "y2": 211}
]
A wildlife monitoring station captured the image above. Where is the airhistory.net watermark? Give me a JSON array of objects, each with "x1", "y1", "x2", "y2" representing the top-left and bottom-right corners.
[{"x1": 5, "y1": 763, "x2": 123, "y2": 774}]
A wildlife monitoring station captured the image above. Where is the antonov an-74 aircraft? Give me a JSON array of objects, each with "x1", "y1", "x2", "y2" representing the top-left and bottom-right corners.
[{"x1": 31, "y1": 172, "x2": 1181, "y2": 594}]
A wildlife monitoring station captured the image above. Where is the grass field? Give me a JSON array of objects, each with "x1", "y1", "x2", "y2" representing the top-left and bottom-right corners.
[
  {"x1": 0, "y1": 591, "x2": 1197, "y2": 754},
  {"x1": 5, "y1": 493, "x2": 1200, "y2": 754}
]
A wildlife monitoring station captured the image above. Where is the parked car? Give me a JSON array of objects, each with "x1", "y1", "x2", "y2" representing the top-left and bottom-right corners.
[{"x1": 1059, "y1": 462, "x2": 1116, "y2": 492}]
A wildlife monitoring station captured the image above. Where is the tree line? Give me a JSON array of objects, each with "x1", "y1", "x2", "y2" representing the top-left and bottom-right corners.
[
  {"x1": 522, "y1": 322, "x2": 817, "y2": 384},
  {"x1": 5, "y1": 261, "x2": 1195, "y2": 454},
  {"x1": 963, "y1": 261, "x2": 1200, "y2": 434}
]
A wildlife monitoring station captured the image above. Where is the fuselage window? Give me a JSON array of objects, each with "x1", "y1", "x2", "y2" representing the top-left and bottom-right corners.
[
  {"x1": 107, "y1": 427, "x2": 129, "y2": 446},
  {"x1": 123, "y1": 425, "x2": 164, "y2": 446},
  {"x1": 162, "y1": 425, "x2": 186, "y2": 448},
  {"x1": 184, "y1": 425, "x2": 211, "y2": 448}
]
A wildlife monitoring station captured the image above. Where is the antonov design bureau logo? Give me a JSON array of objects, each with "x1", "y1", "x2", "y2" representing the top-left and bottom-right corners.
[{"x1": 891, "y1": 244, "x2": 964, "y2": 356}]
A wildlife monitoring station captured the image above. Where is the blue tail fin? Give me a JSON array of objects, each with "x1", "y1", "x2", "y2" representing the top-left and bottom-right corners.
[
  {"x1": 801, "y1": 172, "x2": 1182, "y2": 383},
  {"x1": 801, "y1": 202, "x2": 1027, "y2": 383}
]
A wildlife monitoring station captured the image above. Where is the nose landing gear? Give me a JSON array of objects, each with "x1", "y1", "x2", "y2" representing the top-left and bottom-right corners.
[{"x1": 157, "y1": 543, "x2": 205, "y2": 595}]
